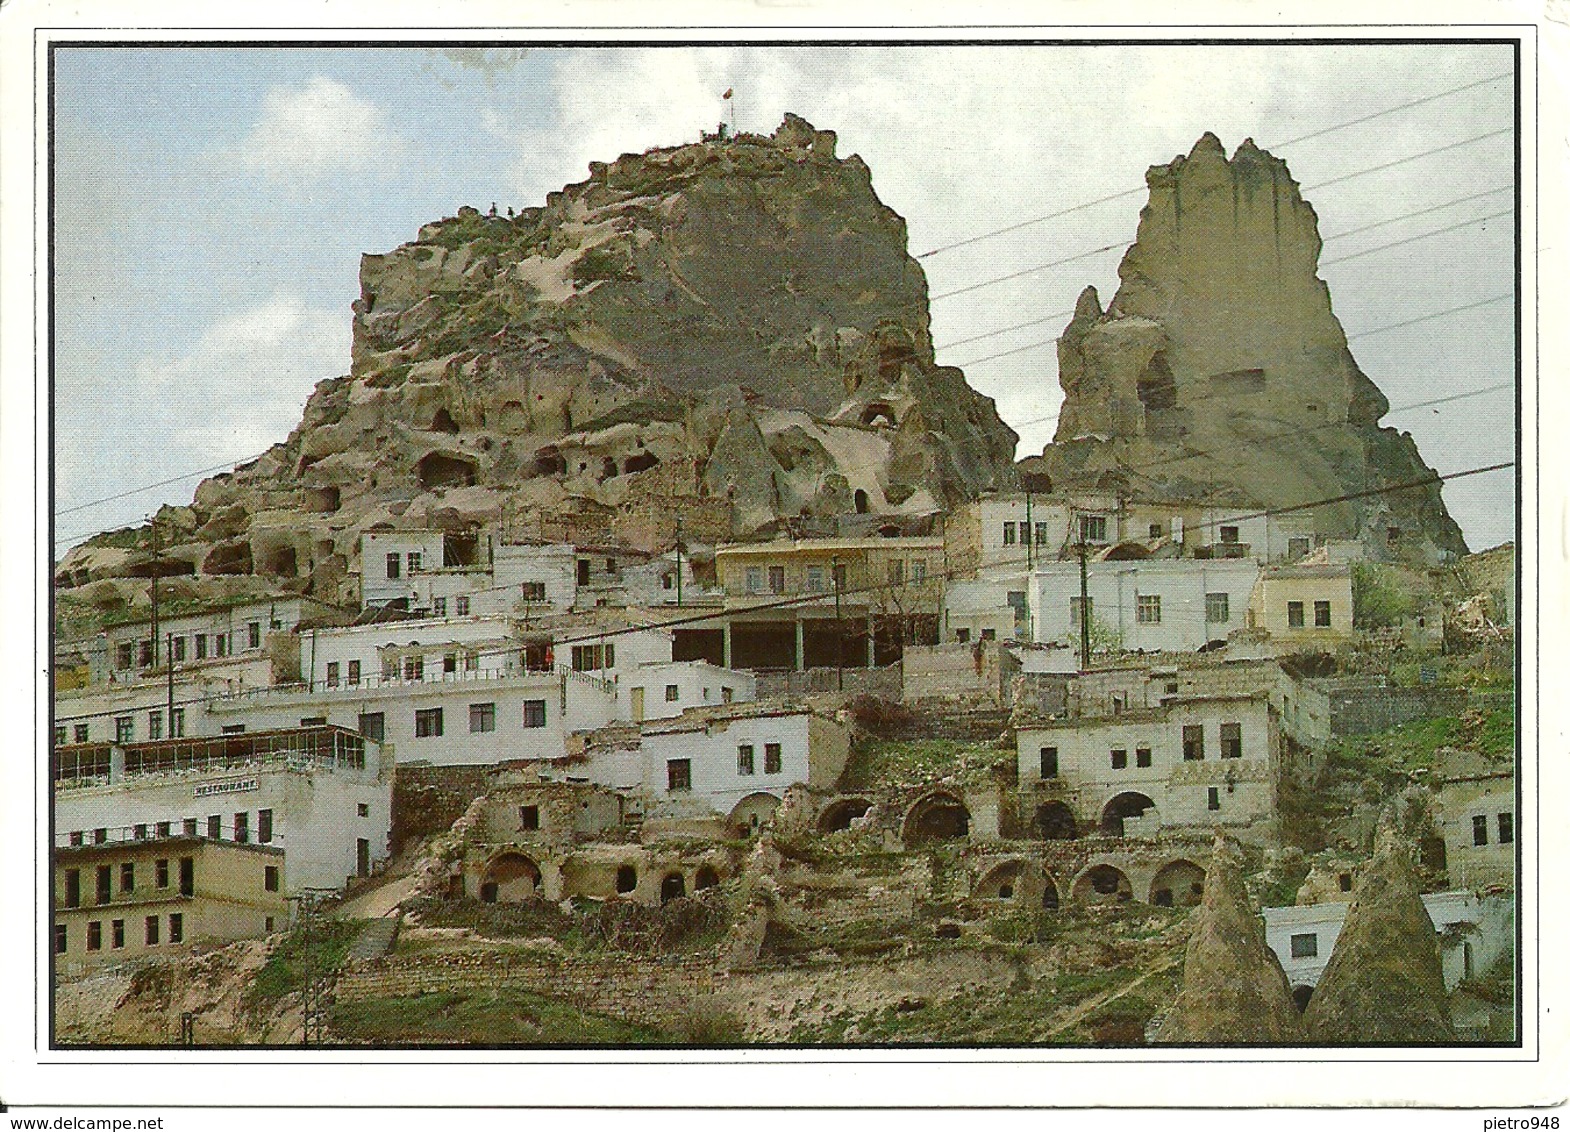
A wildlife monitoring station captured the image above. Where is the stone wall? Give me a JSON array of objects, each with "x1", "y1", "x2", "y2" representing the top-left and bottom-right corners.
[
  {"x1": 392, "y1": 764, "x2": 493, "y2": 850},
  {"x1": 756, "y1": 665, "x2": 901, "y2": 700},
  {"x1": 333, "y1": 948, "x2": 718, "y2": 1027},
  {"x1": 902, "y1": 641, "x2": 1019, "y2": 707},
  {"x1": 1325, "y1": 684, "x2": 1469, "y2": 737}
]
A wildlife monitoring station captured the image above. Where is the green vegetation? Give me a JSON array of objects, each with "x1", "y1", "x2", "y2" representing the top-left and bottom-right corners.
[
  {"x1": 838, "y1": 738, "x2": 992, "y2": 792},
  {"x1": 244, "y1": 920, "x2": 361, "y2": 1010},
  {"x1": 571, "y1": 245, "x2": 638, "y2": 285},
  {"x1": 328, "y1": 989, "x2": 666, "y2": 1045},
  {"x1": 1352, "y1": 561, "x2": 1417, "y2": 630}
]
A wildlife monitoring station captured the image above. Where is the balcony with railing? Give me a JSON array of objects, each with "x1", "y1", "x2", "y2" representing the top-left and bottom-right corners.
[
  {"x1": 212, "y1": 663, "x2": 616, "y2": 705},
  {"x1": 52, "y1": 726, "x2": 374, "y2": 789}
]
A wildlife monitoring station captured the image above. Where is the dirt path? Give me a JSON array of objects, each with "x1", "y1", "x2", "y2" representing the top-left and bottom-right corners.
[{"x1": 1038, "y1": 954, "x2": 1182, "y2": 1040}]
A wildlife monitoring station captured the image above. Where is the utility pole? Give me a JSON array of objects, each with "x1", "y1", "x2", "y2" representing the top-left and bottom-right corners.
[
  {"x1": 148, "y1": 519, "x2": 161, "y2": 670},
  {"x1": 166, "y1": 633, "x2": 175, "y2": 735},
  {"x1": 1025, "y1": 487, "x2": 1034, "y2": 572},
  {"x1": 1078, "y1": 538, "x2": 1092, "y2": 671},
  {"x1": 674, "y1": 514, "x2": 683, "y2": 608},
  {"x1": 832, "y1": 555, "x2": 844, "y2": 693}
]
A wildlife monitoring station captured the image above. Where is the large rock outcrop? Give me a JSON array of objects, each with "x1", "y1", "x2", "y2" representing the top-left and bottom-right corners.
[
  {"x1": 57, "y1": 115, "x2": 1018, "y2": 604},
  {"x1": 1033, "y1": 133, "x2": 1467, "y2": 564},
  {"x1": 1302, "y1": 829, "x2": 1456, "y2": 1043},
  {"x1": 1154, "y1": 831, "x2": 1304, "y2": 1044}
]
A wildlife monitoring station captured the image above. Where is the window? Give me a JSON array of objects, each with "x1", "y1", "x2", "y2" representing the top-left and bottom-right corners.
[
  {"x1": 737, "y1": 744, "x2": 755, "y2": 775},
  {"x1": 1314, "y1": 600, "x2": 1332, "y2": 628},
  {"x1": 832, "y1": 563, "x2": 847, "y2": 591},
  {"x1": 570, "y1": 643, "x2": 614, "y2": 671},
  {"x1": 1111, "y1": 748, "x2": 1128, "y2": 770},
  {"x1": 722, "y1": 687, "x2": 734, "y2": 703},
  {"x1": 264, "y1": 865, "x2": 280, "y2": 892},
  {"x1": 1207, "y1": 787, "x2": 1221, "y2": 811},
  {"x1": 1079, "y1": 515, "x2": 1108, "y2": 543},
  {"x1": 765, "y1": 743, "x2": 782, "y2": 774},
  {"x1": 87, "y1": 922, "x2": 102, "y2": 951},
  {"x1": 139, "y1": 640, "x2": 153, "y2": 668},
  {"x1": 359, "y1": 712, "x2": 385, "y2": 742},
  {"x1": 348, "y1": 660, "x2": 361, "y2": 685},
  {"x1": 148, "y1": 711, "x2": 163, "y2": 741},
  {"x1": 955, "y1": 629, "x2": 971, "y2": 643},
  {"x1": 768, "y1": 565, "x2": 786, "y2": 594},
  {"x1": 1288, "y1": 536, "x2": 1311, "y2": 560},
  {"x1": 120, "y1": 862, "x2": 135, "y2": 893},
  {"x1": 664, "y1": 684, "x2": 680, "y2": 703},
  {"x1": 1039, "y1": 747, "x2": 1058, "y2": 778},
  {"x1": 74, "y1": 723, "x2": 89, "y2": 743},
  {"x1": 169, "y1": 708, "x2": 184, "y2": 738},
  {"x1": 156, "y1": 859, "x2": 169, "y2": 888},
  {"x1": 1498, "y1": 812, "x2": 1514, "y2": 844},
  {"x1": 806, "y1": 566, "x2": 826, "y2": 592},
  {"x1": 662, "y1": 573, "x2": 674, "y2": 591},
  {"x1": 207, "y1": 815, "x2": 222, "y2": 839},
  {"x1": 234, "y1": 812, "x2": 249, "y2": 844},
  {"x1": 1219, "y1": 525, "x2": 1240, "y2": 545},
  {"x1": 606, "y1": 557, "x2": 618, "y2": 576},
  {"x1": 386, "y1": 552, "x2": 401, "y2": 579},
  {"x1": 358, "y1": 803, "x2": 369, "y2": 818},
  {"x1": 300, "y1": 715, "x2": 326, "y2": 728},
  {"x1": 179, "y1": 857, "x2": 194, "y2": 896},
  {"x1": 519, "y1": 805, "x2": 539, "y2": 831},
  {"x1": 468, "y1": 702, "x2": 497, "y2": 733},
  {"x1": 65, "y1": 869, "x2": 80, "y2": 908},
  {"x1": 195, "y1": 634, "x2": 208, "y2": 660},
  {"x1": 258, "y1": 809, "x2": 273, "y2": 844},
  {"x1": 432, "y1": 596, "x2": 447, "y2": 618},
  {"x1": 214, "y1": 634, "x2": 228, "y2": 658},
  {"x1": 134, "y1": 823, "x2": 149, "y2": 841},
  {"x1": 745, "y1": 566, "x2": 763, "y2": 594},
  {"x1": 145, "y1": 915, "x2": 159, "y2": 946},
  {"x1": 887, "y1": 560, "x2": 905, "y2": 585},
  {"x1": 156, "y1": 821, "x2": 171, "y2": 838},
  {"x1": 981, "y1": 628, "x2": 997, "y2": 641},
  {"x1": 172, "y1": 636, "x2": 187, "y2": 662},
  {"x1": 326, "y1": 661, "x2": 341, "y2": 687},
  {"x1": 1338, "y1": 873, "x2": 1353, "y2": 893},
  {"x1": 521, "y1": 581, "x2": 546, "y2": 601},
  {"x1": 115, "y1": 716, "x2": 133, "y2": 744},
  {"x1": 464, "y1": 650, "x2": 478, "y2": 672},
  {"x1": 522, "y1": 700, "x2": 547, "y2": 728},
  {"x1": 1472, "y1": 815, "x2": 1489, "y2": 846},
  {"x1": 667, "y1": 758, "x2": 692, "y2": 792},
  {"x1": 112, "y1": 919, "x2": 125, "y2": 949},
  {"x1": 1290, "y1": 932, "x2": 1319, "y2": 959},
  {"x1": 95, "y1": 865, "x2": 111, "y2": 904},
  {"x1": 912, "y1": 559, "x2": 928, "y2": 582},
  {"x1": 1220, "y1": 722, "x2": 1242, "y2": 760},
  {"x1": 404, "y1": 655, "x2": 424, "y2": 681},
  {"x1": 455, "y1": 595, "x2": 470, "y2": 616},
  {"x1": 182, "y1": 819, "x2": 197, "y2": 837},
  {"x1": 169, "y1": 914, "x2": 183, "y2": 944},
  {"x1": 1069, "y1": 595, "x2": 1093, "y2": 627},
  {"x1": 407, "y1": 551, "x2": 422, "y2": 574},
  {"x1": 383, "y1": 656, "x2": 398, "y2": 681},
  {"x1": 93, "y1": 828, "x2": 108, "y2": 845},
  {"x1": 244, "y1": 621, "x2": 260, "y2": 649},
  {"x1": 1136, "y1": 594, "x2": 1162, "y2": 624},
  {"x1": 54, "y1": 925, "x2": 67, "y2": 954},
  {"x1": 1287, "y1": 601, "x2": 1305, "y2": 628},
  {"x1": 1149, "y1": 522, "x2": 1163, "y2": 539},
  {"x1": 1035, "y1": 522, "x2": 1051, "y2": 547},
  {"x1": 1205, "y1": 592, "x2": 1230, "y2": 623},
  {"x1": 116, "y1": 641, "x2": 134, "y2": 669},
  {"x1": 1002, "y1": 522, "x2": 1017, "y2": 546},
  {"x1": 576, "y1": 559, "x2": 591, "y2": 586},
  {"x1": 221, "y1": 724, "x2": 245, "y2": 735},
  {"x1": 69, "y1": 831, "x2": 84, "y2": 847},
  {"x1": 1183, "y1": 725, "x2": 1205, "y2": 761},
  {"x1": 415, "y1": 708, "x2": 444, "y2": 737},
  {"x1": 1136, "y1": 746, "x2": 1152, "y2": 768}
]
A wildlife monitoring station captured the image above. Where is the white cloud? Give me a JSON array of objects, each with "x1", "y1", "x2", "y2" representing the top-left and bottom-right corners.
[{"x1": 240, "y1": 75, "x2": 402, "y2": 181}]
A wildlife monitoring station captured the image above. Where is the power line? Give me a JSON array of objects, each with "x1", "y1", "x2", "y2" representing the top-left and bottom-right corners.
[
  {"x1": 1346, "y1": 295, "x2": 1513, "y2": 340},
  {"x1": 1303, "y1": 127, "x2": 1512, "y2": 192},
  {"x1": 1320, "y1": 209, "x2": 1513, "y2": 268},
  {"x1": 1321, "y1": 185, "x2": 1512, "y2": 244},
  {"x1": 54, "y1": 452, "x2": 272, "y2": 518}
]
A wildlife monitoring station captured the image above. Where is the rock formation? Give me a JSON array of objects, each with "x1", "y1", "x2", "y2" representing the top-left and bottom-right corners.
[
  {"x1": 1154, "y1": 831, "x2": 1304, "y2": 1044},
  {"x1": 1031, "y1": 133, "x2": 1467, "y2": 564},
  {"x1": 57, "y1": 115, "x2": 1018, "y2": 604},
  {"x1": 1302, "y1": 828, "x2": 1456, "y2": 1043}
]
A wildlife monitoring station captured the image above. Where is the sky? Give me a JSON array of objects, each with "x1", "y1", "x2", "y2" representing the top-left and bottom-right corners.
[{"x1": 50, "y1": 41, "x2": 1519, "y2": 556}]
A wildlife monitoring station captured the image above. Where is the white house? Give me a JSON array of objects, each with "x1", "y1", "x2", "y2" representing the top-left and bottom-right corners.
[
  {"x1": 1263, "y1": 890, "x2": 1514, "y2": 1002},
  {"x1": 361, "y1": 530, "x2": 447, "y2": 608},
  {"x1": 1015, "y1": 692, "x2": 1280, "y2": 840},
  {"x1": 53, "y1": 725, "x2": 392, "y2": 895},
  {"x1": 1031, "y1": 559, "x2": 1261, "y2": 655}
]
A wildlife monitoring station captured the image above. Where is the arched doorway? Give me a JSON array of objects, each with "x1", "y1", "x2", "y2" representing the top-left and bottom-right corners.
[
  {"x1": 729, "y1": 792, "x2": 781, "y2": 836},
  {"x1": 694, "y1": 865, "x2": 719, "y2": 890},
  {"x1": 1041, "y1": 877, "x2": 1061, "y2": 910},
  {"x1": 1101, "y1": 792, "x2": 1157, "y2": 837},
  {"x1": 902, "y1": 792, "x2": 971, "y2": 847},
  {"x1": 1033, "y1": 801, "x2": 1078, "y2": 840},
  {"x1": 818, "y1": 797, "x2": 873, "y2": 834},
  {"x1": 1149, "y1": 859, "x2": 1206, "y2": 907},
  {"x1": 660, "y1": 872, "x2": 686, "y2": 904},
  {"x1": 1073, "y1": 863, "x2": 1134, "y2": 904},
  {"x1": 615, "y1": 865, "x2": 638, "y2": 895},
  {"x1": 973, "y1": 861, "x2": 1026, "y2": 901},
  {"x1": 480, "y1": 852, "x2": 540, "y2": 903},
  {"x1": 853, "y1": 489, "x2": 870, "y2": 514}
]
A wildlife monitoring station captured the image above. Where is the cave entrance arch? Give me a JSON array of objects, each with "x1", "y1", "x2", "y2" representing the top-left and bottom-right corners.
[
  {"x1": 1073, "y1": 863, "x2": 1134, "y2": 904},
  {"x1": 818, "y1": 797, "x2": 873, "y2": 834},
  {"x1": 694, "y1": 865, "x2": 719, "y2": 890},
  {"x1": 660, "y1": 872, "x2": 686, "y2": 904},
  {"x1": 853, "y1": 489, "x2": 870, "y2": 514},
  {"x1": 429, "y1": 407, "x2": 460, "y2": 434},
  {"x1": 729, "y1": 792, "x2": 781, "y2": 836},
  {"x1": 480, "y1": 852, "x2": 541, "y2": 904},
  {"x1": 861, "y1": 402, "x2": 896, "y2": 428},
  {"x1": 416, "y1": 452, "x2": 476, "y2": 489},
  {"x1": 902, "y1": 792, "x2": 970, "y2": 847},
  {"x1": 614, "y1": 865, "x2": 638, "y2": 895},
  {"x1": 974, "y1": 861, "x2": 1026, "y2": 901},
  {"x1": 1101, "y1": 792, "x2": 1157, "y2": 837},
  {"x1": 1149, "y1": 859, "x2": 1206, "y2": 907},
  {"x1": 1032, "y1": 801, "x2": 1078, "y2": 840}
]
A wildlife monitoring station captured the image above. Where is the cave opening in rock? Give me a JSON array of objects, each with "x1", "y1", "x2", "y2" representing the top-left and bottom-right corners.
[
  {"x1": 861, "y1": 401, "x2": 896, "y2": 428},
  {"x1": 1101, "y1": 791, "x2": 1156, "y2": 837},
  {"x1": 903, "y1": 792, "x2": 970, "y2": 846},
  {"x1": 1033, "y1": 801, "x2": 1078, "y2": 840},
  {"x1": 304, "y1": 486, "x2": 340, "y2": 514},
  {"x1": 660, "y1": 872, "x2": 686, "y2": 904},
  {"x1": 853, "y1": 489, "x2": 870, "y2": 514},
  {"x1": 615, "y1": 865, "x2": 637, "y2": 894},
  {"x1": 818, "y1": 798, "x2": 872, "y2": 834},
  {"x1": 416, "y1": 452, "x2": 476, "y2": 489},
  {"x1": 429, "y1": 407, "x2": 460, "y2": 434},
  {"x1": 601, "y1": 457, "x2": 619, "y2": 480},
  {"x1": 532, "y1": 447, "x2": 567, "y2": 477},
  {"x1": 1137, "y1": 351, "x2": 1177, "y2": 412},
  {"x1": 623, "y1": 451, "x2": 660, "y2": 475}
]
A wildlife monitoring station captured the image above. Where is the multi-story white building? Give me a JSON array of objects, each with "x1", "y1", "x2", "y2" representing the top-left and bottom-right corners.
[
  {"x1": 1030, "y1": 559, "x2": 1261, "y2": 656},
  {"x1": 53, "y1": 725, "x2": 392, "y2": 895},
  {"x1": 1015, "y1": 692, "x2": 1280, "y2": 841}
]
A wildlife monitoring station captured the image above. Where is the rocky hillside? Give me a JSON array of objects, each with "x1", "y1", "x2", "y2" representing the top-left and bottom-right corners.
[
  {"x1": 56, "y1": 115, "x2": 1019, "y2": 603},
  {"x1": 1029, "y1": 133, "x2": 1467, "y2": 563}
]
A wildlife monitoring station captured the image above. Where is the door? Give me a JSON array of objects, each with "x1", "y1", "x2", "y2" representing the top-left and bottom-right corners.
[
  {"x1": 356, "y1": 838, "x2": 370, "y2": 878},
  {"x1": 630, "y1": 687, "x2": 645, "y2": 722}
]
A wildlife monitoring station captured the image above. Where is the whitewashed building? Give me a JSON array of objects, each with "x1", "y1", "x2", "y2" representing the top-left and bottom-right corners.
[
  {"x1": 1015, "y1": 692, "x2": 1280, "y2": 841},
  {"x1": 1030, "y1": 559, "x2": 1261, "y2": 655},
  {"x1": 53, "y1": 725, "x2": 392, "y2": 894}
]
